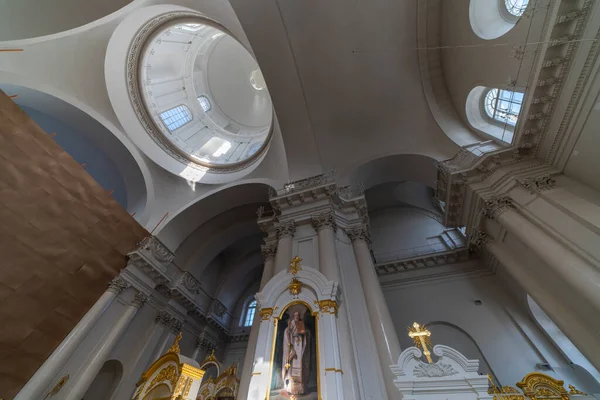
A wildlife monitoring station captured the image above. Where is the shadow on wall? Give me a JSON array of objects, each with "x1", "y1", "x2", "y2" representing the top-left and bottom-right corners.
[
  {"x1": 423, "y1": 321, "x2": 496, "y2": 381},
  {"x1": 83, "y1": 359, "x2": 123, "y2": 400}
]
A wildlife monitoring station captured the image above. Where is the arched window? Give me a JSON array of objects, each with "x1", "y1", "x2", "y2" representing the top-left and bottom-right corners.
[
  {"x1": 505, "y1": 0, "x2": 529, "y2": 17},
  {"x1": 484, "y1": 88, "x2": 523, "y2": 127},
  {"x1": 198, "y1": 95, "x2": 211, "y2": 112},
  {"x1": 243, "y1": 299, "x2": 257, "y2": 327},
  {"x1": 465, "y1": 86, "x2": 523, "y2": 144},
  {"x1": 159, "y1": 105, "x2": 192, "y2": 132}
]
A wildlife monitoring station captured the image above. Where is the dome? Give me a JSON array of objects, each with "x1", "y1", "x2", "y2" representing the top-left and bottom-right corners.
[{"x1": 137, "y1": 17, "x2": 273, "y2": 169}]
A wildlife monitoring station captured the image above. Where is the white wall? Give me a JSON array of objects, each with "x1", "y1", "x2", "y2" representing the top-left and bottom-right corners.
[{"x1": 382, "y1": 269, "x2": 598, "y2": 393}]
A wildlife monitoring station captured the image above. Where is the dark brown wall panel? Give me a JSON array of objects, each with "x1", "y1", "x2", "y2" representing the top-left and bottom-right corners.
[{"x1": 0, "y1": 90, "x2": 148, "y2": 398}]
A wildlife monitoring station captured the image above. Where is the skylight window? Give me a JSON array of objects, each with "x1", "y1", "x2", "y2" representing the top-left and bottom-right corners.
[
  {"x1": 198, "y1": 95, "x2": 211, "y2": 112},
  {"x1": 484, "y1": 89, "x2": 523, "y2": 126},
  {"x1": 159, "y1": 105, "x2": 192, "y2": 132},
  {"x1": 505, "y1": 0, "x2": 529, "y2": 17}
]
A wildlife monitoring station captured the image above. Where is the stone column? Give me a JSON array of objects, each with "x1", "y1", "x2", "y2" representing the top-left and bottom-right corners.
[
  {"x1": 312, "y1": 213, "x2": 360, "y2": 400},
  {"x1": 484, "y1": 197, "x2": 600, "y2": 315},
  {"x1": 274, "y1": 221, "x2": 296, "y2": 274},
  {"x1": 145, "y1": 312, "x2": 176, "y2": 368},
  {"x1": 65, "y1": 291, "x2": 148, "y2": 400},
  {"x1": 14, "y1": 276, "x2": 129, "y2": 400},
  {"x1": 347, "y1": 225, "x2": 402, "y2": 400},
  {"x1": 485, "y1": 239, "x2": 600, "y2": 371},
  {"x1": 259, "y1": 243, "x2": 277, "y2": 289},
  {"x1": 191, "y1": 337, "x2": 202, "y2": 361},
  {"x1": 238, "y1": 243, "x2": 279, "y2": 399}
]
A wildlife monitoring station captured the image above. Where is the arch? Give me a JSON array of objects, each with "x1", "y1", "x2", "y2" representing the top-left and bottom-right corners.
[
  {"x1": 339, "y1": 154, "x2": 440, "y2": 192},
  {"x1": 141, "y1": 383, "x2": 171, "y2": 400},
  {"x1": 527, "y1": 296, "x2": 600, "y2": 385},
  {"x1": 469, "y1": 0, "x2": 525, "y2": 40},
  {"x1": 466, "y1": 86, "x2": 524, "y2": 144},
  {"x1": 0, "y1": 0, "x2": 132, "y2": 41},
  {"x1": 82, "y1": 359, "x2": 123, "y2": 400},
  {"x1": 425, "y1": 321, "x2": 498, "y2": 383},
  {"x1": 157, "y1": 181, "x2": 272, "y2": 251},
  {"x1": 0, "y1": 77, "x2": 153, "y2": 225}
]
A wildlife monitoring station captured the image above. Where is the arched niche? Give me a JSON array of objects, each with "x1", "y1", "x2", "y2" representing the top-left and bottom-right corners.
[{"x1": 246, "y1": 266, "x2": 345, "y2": 400}]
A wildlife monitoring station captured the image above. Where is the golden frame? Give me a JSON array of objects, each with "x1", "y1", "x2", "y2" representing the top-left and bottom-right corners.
[{"x1": 265, "y1": 300, "x2": 321, "y2": 400}]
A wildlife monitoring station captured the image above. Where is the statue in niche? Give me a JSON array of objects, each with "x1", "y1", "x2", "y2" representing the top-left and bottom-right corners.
[{"x1": 270, "y1": 304, "x2": 318, "y2": 399}]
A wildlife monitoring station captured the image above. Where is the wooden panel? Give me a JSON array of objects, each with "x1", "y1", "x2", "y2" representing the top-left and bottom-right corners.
[{"x1": 0, "y1": 90, "x2": 148, "y2": 398}]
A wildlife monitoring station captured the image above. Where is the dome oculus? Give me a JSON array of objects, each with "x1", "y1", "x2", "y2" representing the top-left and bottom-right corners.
[{"x1": 137, "y1": 18, "x2": 273, "y2": 169}]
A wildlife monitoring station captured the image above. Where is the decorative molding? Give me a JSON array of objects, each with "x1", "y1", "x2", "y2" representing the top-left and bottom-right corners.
[
  {"x1": 260, "y1": 243, "x2": 277, "y2": 260},
  {"x1": 259, "y1": 308, "x2": 273, "y2": 321},
  {"x1": 107, "y1": 276, "x2": 130, "y2": 294},
  {"x1": 345, "y1": 224, "x2": 371, "y2": 243},
  {"x1": 275, "y1": 220, "x2": 296, "y2": 239},
  {"x1": 311, "y1": 212, "x2": 337, "y2": 232},
  {"x1": 375, "y1": 248, "x2": 473, "y2": 276},
  {"x1": 171, "y1": 319, "x2": 184, "y2": 334},
  {"x1": 469, "y1": 230, "x2": 492, "y2": 250},
  {"x1": 318, "y1": 300, "x2": 338, "y2": 316},
  {"x1": 211, "y1": 299, "x2": 227, "y2": 318},
  {"x1": 413, "y1": 362, "x2": 458, "y2": 378},
  {"x1": 288, "y1": 277, "x2": 302, "y2": 296},
  {"x1": 156, "y1": 311, "x2": 174, "y2": 327},
  {"x1": 518, "y1": 174, "x2": 556, "y2": 193},
  {"x1": 481, "y1": 196, "x2": 514, "y2": 220},
  {"x1": 137, "y1": 236, "x2": 175, "y2": 267},
  {"x1": 132, "y1": 292, "x2": 149, "y2": 308}
]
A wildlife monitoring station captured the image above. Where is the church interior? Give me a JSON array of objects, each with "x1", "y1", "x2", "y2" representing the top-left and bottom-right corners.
[{"x1": 1, "y1": 0, "x2": 600, "y2": 399}]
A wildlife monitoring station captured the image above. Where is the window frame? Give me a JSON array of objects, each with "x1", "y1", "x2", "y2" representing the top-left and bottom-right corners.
[
  {"x1": 159, "y1": 104, "x2": 193, "y2": 132},
  {"x1": 482, "y1": 88, "x2": 523, "y2": 128},
  {"x1": 242, "y1": 298, "x2": 257, "y2": 327},
  {"x1": 198, "y1": 95, "x2": 211, "y2": 112},
  {"x1": 504, "y1": 0, "x2": 529, "y2": 18}
]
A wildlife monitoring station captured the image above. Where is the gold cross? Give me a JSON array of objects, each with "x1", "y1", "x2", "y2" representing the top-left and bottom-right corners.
[
  {"x1": 408, "y1": 322, "x2": 433, "y2": 364},
  {"x1": 289, "y1": 256, "x2": 302, "y2": 275}
]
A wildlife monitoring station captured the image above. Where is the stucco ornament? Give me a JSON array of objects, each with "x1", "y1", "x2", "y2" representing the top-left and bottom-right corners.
[{"x1": 413, "y1": 361, "x2": 458, "y2": 378}]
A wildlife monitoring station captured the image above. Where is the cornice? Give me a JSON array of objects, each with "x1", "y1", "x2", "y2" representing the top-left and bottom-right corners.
[{"x1": 375, "y1": 248, "x2": 473, "y2": 277}]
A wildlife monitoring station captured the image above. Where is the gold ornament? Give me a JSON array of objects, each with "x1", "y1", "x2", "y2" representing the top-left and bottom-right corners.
[
  {"x1": 568, "y1": 384, "x2": 586, "y2": 395},
  {"x1": 167, "y1": 332, "x2": 182, "y2": 354},
  {"x1": 289, "y1": 256, "x2": 302, "y2": 275},
  {"x1": 148, "y1": 364, "x2": 178, "y2": 391},
  {"x1": 260, "y1": 308, "x2": 274, "y2": 321},
  {"x1": 288, "y1": 277, "x2": 302, "y2": 295},
  {"x1": 408, "y1": 322, "x2": 434, "y2": 364},
  {"x1": 318, "y1": 299, "x2": 339, "y2": 315}
]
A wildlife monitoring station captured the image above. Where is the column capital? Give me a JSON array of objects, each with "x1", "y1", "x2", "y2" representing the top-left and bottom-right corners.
[
  {"x1": 107, "y1": 276, "x2": 129, "y2": 295},
  {"x1": 482, "y1": 196, "x2": 515, "y2": 220},
  {"x1": 518, "y1": 174, "x2": 556, "y2": 193},
  {"x1": 170, "y1": 319, "x2": 184, "y2": 334},
  {"x1": 345, "y1": 224, "x2": 371, "y2": 244},
  {"x1": 469, "y1": 229, "x2": 492, "y2": 250},
  {"x1": 155, "y1": 311, "x2": 174, "y2": 326},
  {"x1": 260, "y1": 243, "x2": 277, "y2": 260},
  {"x1": 131, "y1": 292, "x2": 148, "y2": 309},
  {"x1": 275, "y1": 220, "x2": 296, "y2": 239},
  {"x1": 311, "y1": 212, "x2": 337, "y2": 232}
]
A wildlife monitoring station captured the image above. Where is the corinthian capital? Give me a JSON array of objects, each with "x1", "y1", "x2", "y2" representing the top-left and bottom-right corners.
[
  {"x1": 345, "y1": 225, "x2": 371, "y2": 243},
  {"x1": 155, "y1": 311, "x2": 173, "y2": 326},
  {"x1": 171, "y1": 319, "x2": 184, "y2": 334},
  {"x1": 311, "y1": 212, "x2": 337, "y2": 232},
  {"x1": 275, "y1": 220, "x2": 296, "y2": 239},
  {"x1": 107, "y1": 276, "x2": 130, "y2": 294},
  {"x1": 482, "y1": 196, "x2": 514, "y2": 220},
  {"x1": 261, "y1": 243, "x2": 277, "y2": 260},
  {"x1": 131, "y1": 292, "x2": 148, "y2": 309}
]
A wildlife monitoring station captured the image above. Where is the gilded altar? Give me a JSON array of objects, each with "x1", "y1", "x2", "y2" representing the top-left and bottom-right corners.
[
  {"x1": 132, "y1": 333, "x2": 205, "y2": 400},
  {"x1": 196, "y1": 352, "x2": 239, "y2": 400}
]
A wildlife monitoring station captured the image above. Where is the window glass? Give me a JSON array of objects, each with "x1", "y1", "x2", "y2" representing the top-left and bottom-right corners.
[
  {"x1": 505, "y1": 0, "x2": 529, "y2": 17},
  {"x1": 198, "y1": 95, "x2": 211, "y2": 112},
  {"x1": 159, "y1": 105, "x2": 192, "y2": 132},
  {"x1": 484, "y1": 89, "x2": 523, "y2": 127},
  {"x1": 244, "y1": 300, "x2": 257, "y2": 327}
]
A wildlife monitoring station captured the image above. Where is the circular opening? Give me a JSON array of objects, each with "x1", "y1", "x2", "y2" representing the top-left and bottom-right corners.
[{"x1": 138, "y1": 18, "x2": 273, "y2": 169}]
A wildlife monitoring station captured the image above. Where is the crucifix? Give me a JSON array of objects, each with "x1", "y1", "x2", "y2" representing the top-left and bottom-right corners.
[{"x1": 408, "y1": 322, "x2": 434, "y2": 364}]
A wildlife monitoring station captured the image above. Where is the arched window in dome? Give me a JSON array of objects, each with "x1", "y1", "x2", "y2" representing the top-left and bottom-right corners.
[
  {"x1": 198, "y1": 95, "x2": 211, "y2": 112},
  {"x1": 159, "y1": 105, "x2": 192, "y2": 132},
  {"x1": 505, "y1": 0, "x2": 529, "y2": 17},
  {"x1": 484, "y1": 88, "x2": 523, "y2": 127},
  {"x1": 465, "y1": 86, "x2": 524, "y2": 144},
  {"x1": 243, "y1": 299, "x2": 257, "y2": 327}
]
